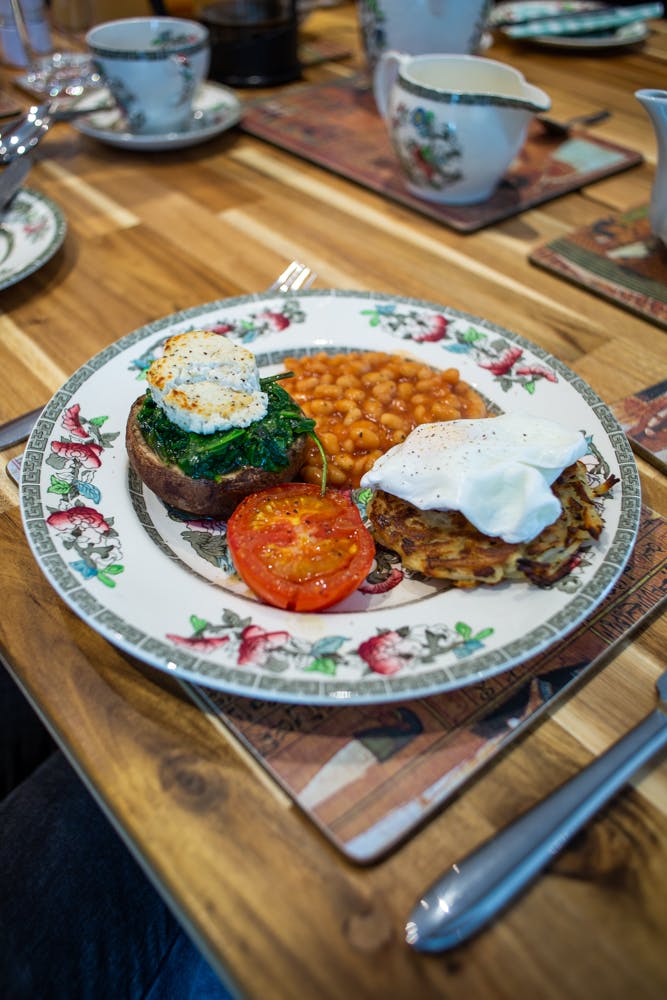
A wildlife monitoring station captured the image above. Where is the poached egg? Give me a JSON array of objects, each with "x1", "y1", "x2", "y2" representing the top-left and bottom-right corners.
[
  {"x1": 147, "y1": 330, "x2": 268, "y2": 434},
  {"x1": 360, "y1": 413, "x2": 588, "y2": 543}
]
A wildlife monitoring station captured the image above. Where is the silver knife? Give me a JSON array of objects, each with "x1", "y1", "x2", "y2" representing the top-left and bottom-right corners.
[
  {"x1": 405, "y1": 668, "x2": 667, "y2": 952},
  {"x1": 0, "y1": 154, "x2": 31, "y2": 213},
  {"x1": 0, "y1": 405, "x2": 42, "y2": 449}
]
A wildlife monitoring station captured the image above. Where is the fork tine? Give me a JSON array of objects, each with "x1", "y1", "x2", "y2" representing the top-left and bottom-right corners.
[
  {"x1": 288, "y1": 266, "x2": 315, "y2": 291},
  {"x1": 268, "y1": 260, "x2": 316, "y2": 293},
  {"x1": 268, "y1": 260, "x2": 302, "y2": 292}
]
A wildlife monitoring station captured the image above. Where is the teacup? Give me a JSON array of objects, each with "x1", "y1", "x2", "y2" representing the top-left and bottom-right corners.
[
  {"x1": 86, "y1": 17, "x2": 210, "y2": 134},
  {"x1": 374, "y1": 52, "x2": 551, "y2": 205},
  {"x1": 357, "y1": 0, "x2": 492, "y2": 71}
]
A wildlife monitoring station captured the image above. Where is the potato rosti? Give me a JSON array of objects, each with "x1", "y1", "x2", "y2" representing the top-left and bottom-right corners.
[{"x1": 366, "y1": 461, "x2": 617, "y2": 588}]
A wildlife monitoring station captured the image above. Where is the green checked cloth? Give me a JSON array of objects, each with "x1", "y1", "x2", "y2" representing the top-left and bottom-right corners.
[{"x1": 504, "y1": 2, "x2": 663, "y2": 37}]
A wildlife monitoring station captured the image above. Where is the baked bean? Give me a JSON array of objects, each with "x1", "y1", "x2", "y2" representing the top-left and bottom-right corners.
[
  {"x1": 364, "y1": 398, "x2": 383, "y2": 418},
  {"x1": 309, "y1": 398, "x2": 335, "y2": 416},
  {"x1": 283, "y1": 350, "x2": 486, "y2": 489},
  {"x1": 313, "y1": 383, "x2": 339, "y2": 399},
  {"x1": 319, "y1": 432, "x2": 339, "y2": 454},
  {"x1": 371, "y1": 381, "x2": 394, "y2": 403},
  {"x1": 380, "y1": 412, "x2": 404, "y2": 430},
  {"x1": 336, "y1": 374, "x2": 359, "y2": 389},
  {"x1": 341, "y1": 408, "x2": 361, "y2": 426}
]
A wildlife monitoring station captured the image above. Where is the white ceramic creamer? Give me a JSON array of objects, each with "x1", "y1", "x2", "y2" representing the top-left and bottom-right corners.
[
  {"x1": 636, "y1": 89, "x2": 667, "y2": 245},
  {"x1": 374, "y1": 52, "x2": 551, "y2": 205},
  {"x1": 357, "y1": 0, "x2": 492, "y2": 70}
]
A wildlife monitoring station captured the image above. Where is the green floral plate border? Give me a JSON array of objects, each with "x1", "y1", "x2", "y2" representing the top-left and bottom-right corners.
[{"x1": 19, "y1": 290, "x2": 641, "y2": 705}]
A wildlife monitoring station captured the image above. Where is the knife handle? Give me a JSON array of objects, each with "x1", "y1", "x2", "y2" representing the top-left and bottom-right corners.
[{"x1": 406, "y1": 709, "x2": 667, "y2": 952}]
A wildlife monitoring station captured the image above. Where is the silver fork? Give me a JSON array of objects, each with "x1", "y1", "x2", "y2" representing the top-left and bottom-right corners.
[
  {"x1": 3, "y1": 261, "x2": 317, "y2": 481},
  {"x1": 268, "y1": 259, "x2": 316, "y2": 293}
]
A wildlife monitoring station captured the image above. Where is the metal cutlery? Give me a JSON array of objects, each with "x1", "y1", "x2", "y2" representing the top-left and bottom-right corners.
[
  {"x1": 0, "y1": 154, "x2": 32, "y2": 213},
  {"x1": 0, "y1": 404, "x2": 43, "y2": 451},
  {"x1": 406, "y1": 668, "x2": 667, "y2": 953},
  {"x1": 0, "y1": 100, "x2": 117, "y2": 163},
  {"x1": 537, "y1": 108, "x2": 611, "y2": 137}
]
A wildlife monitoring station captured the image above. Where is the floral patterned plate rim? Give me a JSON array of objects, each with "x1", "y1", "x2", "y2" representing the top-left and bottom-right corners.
[
  {"x1": 0, "y1": 188, "x2": 66, "y2": 291},
  {"x1": 19, "y1": 290, "x2": 641, "y2": 705},
  {"x1": 71, "y1": 80, "x2": 242, "y2": 152}
]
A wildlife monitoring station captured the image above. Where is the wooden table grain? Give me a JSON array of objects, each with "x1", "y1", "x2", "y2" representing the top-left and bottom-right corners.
[{"x1": 1, "y1": 5, "x2": 666, "y2": 998}]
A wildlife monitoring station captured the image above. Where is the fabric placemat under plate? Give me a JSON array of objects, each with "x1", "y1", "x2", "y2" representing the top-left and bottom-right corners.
[
  {"x1": 239, "y1": 74, "x2": 643, "y2": 233},
  {"x1": 181, "y1": 504, "x2": 666, "y2": 864},
  {"x1": 530, "y1": 204, "x2": 667, "y2": 329}
]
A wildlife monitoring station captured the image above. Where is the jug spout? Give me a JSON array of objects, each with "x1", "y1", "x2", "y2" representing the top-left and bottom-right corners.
[{"x1": 636, "y1": 88, "x2": 667, "y2": 245}]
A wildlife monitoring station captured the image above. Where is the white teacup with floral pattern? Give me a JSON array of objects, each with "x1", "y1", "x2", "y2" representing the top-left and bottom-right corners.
[
  {"x1": 86, "y1": 17, "x2": 210, "y2": 134},
  {"x1": 374, "y1": 52, "x2": 550, "y2": 205}
]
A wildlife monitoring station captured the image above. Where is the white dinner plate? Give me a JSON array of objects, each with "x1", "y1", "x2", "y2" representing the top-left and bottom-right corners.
[
  {"x1": 71, "y1": 80, "x2": 242, "y2": 152},
  {"x1": 0, "y1": 189, "x2": 66, "y2": 291},
  {"x1": 19, "y1": 290, "x2": 641, "y2": 705}
]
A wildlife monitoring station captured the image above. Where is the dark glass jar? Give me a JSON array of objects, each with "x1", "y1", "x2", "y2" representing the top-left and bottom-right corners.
[{"x1": 199, "y1": 0, "x2": 300, "y2": 88}]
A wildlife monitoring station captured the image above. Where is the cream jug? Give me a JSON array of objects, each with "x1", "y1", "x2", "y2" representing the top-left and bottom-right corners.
[
  {"x1": 374, "y1": 52, "x2": 550, "y2": 205},
  {"x1": 636, "y1": 89, "x2": 667, "y2": 245},
  {"x1": 357, "y1": 0, "x2": 492, "y2": 70}
]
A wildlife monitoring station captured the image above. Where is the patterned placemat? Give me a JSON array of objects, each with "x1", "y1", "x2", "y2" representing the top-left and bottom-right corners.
[
  {"x1": 239, "y1": 74, "x2": 643, "y2": 232},
  {"x1": 183, "y1": 504, "x2": 666, "y2": 864},
  {"x1": 530, "y1": 204, "x2": 667, "y2": 328},
  {"x1": 612, "y1": 379, "x2": 667, "y2": 474}
]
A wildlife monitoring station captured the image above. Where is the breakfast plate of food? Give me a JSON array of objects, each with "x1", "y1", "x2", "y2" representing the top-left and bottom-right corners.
[{"x1": 19, "y1": 290, "x2": 641, "y2": 705}]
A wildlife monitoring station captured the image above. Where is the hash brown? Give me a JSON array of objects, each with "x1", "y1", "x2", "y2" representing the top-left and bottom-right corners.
[{"x1": 366, "y1": 461, "x2": 617, "y2": 588}]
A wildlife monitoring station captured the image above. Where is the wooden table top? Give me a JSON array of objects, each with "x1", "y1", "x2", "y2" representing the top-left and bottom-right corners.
[{"x1": 1, "y1": 5, "x2": 666, "y2": 998}]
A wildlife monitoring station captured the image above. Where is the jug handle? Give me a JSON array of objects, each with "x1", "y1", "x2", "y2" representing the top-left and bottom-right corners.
[{"x1": 373, "y1": 50, "x2": 405, "y2": 120}]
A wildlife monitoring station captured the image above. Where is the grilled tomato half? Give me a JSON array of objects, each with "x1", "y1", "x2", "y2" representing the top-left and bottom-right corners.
[{"x1": 226, "y1": 483, "x2": 375, "y2": 612}]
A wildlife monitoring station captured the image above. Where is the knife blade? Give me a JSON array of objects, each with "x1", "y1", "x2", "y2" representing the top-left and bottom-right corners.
[
  {"x1": 0, "y1": 154, "x2": 31, "y2": 213},
  {"x1": 0, "y1": 405, "x2": 43, "y2": 449}
]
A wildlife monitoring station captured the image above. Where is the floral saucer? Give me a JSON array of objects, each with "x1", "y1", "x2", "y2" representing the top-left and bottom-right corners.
[
  {"x1": 0, "y1": 189, "x2": 66, "y2": 291},
  {"x1": 71, "y1": 80, "x2": 242, "y2": 152}
]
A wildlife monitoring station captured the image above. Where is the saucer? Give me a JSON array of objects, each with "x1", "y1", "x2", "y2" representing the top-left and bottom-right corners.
[
  {"x1": 0, "y1": 189, "x2": 66, "y2": 291},
  {"x1": 71, "y1": 81, "x2": 242, "y2": 152}
]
